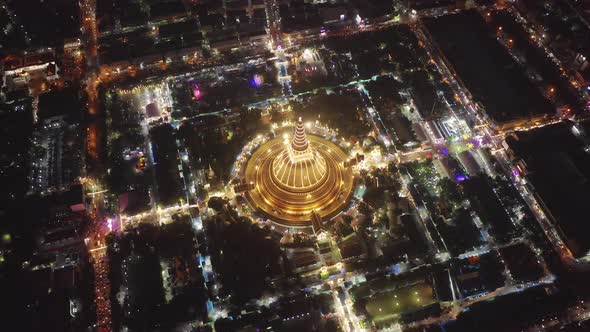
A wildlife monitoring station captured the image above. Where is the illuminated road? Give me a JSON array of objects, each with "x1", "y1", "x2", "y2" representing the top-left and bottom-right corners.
[
  {"x1": 80, "y1": 0, "x2": 101, "y2": 164},
  {"x1": 82, "y1": 178, "x2": 113, "y2": 332},
  {"x1": 331, "y1": 285, "x2": 363, "y2": 332},
  {"x1": 357, "y1": 83, "x2": 395, "y2": 150},
  {"x1": 78, "y1": 0, "x2": 115, "y2": 328},
  {"x1": 264, "y1": 0, "x2": 283, "y2": 49},
  {"x1": 408, "y1": 275, "x2": 556, "y2": 328},
  {"x1": 121, "y1": 203, "x2": 196, "y2": 227}
]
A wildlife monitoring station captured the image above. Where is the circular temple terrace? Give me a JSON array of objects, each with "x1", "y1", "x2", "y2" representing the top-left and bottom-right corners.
[{"x1": 243, "y1": 119, "x2": 354, "y2": 227}]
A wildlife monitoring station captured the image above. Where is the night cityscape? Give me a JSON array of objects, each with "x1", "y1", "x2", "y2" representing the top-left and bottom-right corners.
[{"x1": 3, "y1": 0, "x2": 590, "y2": 331}]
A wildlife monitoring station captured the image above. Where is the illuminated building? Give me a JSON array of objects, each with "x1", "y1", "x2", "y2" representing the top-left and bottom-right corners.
[{"x1": 243, "y1": 118, "x2": 354, "y2": 227}]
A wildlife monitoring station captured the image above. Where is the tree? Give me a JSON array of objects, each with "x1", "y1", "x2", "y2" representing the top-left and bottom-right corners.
[
  {"x1": 204, "y1": 208, "x2": 282, "y2": 305},
  {"x1": 207, "y1": 196, "x2": 225, "y2": 212},
  {"x1": 439, "y1": 178, "x2": 461, "y2": 204},
  {"x1": 358, "y1": 201, "x2": 374, "y2": 220}
]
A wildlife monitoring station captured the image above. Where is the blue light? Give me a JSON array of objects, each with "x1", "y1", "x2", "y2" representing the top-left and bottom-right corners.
[
  {"x1": 455, "y1": 173, "x2": 467, "y2": 182},
  {"x1": 250, "y1": 74, "x2": 263, "y2": 87}
]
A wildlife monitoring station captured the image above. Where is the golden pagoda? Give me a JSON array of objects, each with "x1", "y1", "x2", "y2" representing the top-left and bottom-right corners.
[{"x1": 243, "y1": 118, "x2": 354, "y2": 227}]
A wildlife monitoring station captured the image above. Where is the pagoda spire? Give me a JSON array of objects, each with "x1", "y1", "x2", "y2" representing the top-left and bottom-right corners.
[{"x1": 291, "y1": 117, "x2": 309, "y2": 152}]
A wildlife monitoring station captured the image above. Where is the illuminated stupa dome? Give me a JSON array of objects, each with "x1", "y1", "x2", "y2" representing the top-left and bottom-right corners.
[
  {"x1": 242, "y1": 118, "x2": 354, "y2": 227},
  {"x1": 271, "y1": 120, "x2": 328, "y2": 191}
]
